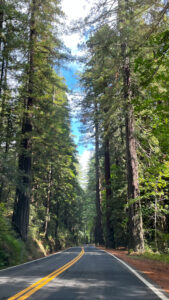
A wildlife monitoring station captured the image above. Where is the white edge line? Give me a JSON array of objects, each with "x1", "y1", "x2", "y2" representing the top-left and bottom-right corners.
[
  {"x1": 102, "y1": 250, "x2": 169, "y2": 300},
  {"x1": 0, "y1": 247, "x2": 72, "y2": 272}
]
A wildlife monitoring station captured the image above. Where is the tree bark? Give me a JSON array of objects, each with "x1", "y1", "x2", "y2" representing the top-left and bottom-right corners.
[
  {"x1": 0, "y1": 0, "x2": 4, "y2": 51},
  {"x1": 117, "y1": 0, "x2": 144, "y2": 252},
  {"x1": 12, "y1": 0, "x2": 36, "y2": 241},
  {"x1": 0, "y1": 52, "x2": 5, "y2": 98},
  {"x1": 0, "y1": 0, "x2": 5, "y2": 98},
  {"x1": 0, "y1": 49, "x2": 8, "y2": 203},
  {"x1": 94, "y1": 101, "x2": 104, "y2": 245},
  {"x1": 121, "y1": 41, "x2": 144, "y2": 252},
  {"x1": 44, "y1": 167, "x2": 52, "y2": 238},
  {"x1": 104, "y1": 136, "x2": 115, "y2": 248}
]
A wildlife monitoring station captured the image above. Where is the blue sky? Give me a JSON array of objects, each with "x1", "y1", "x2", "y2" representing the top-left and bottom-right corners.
[
  {"x1": 60, "y1": 0, "x2": 95, "y2": 185},
  {"x1": 62, "y1": 64, "x2": 93, "y2": 188},
  {"x1": 60, "y1": 0, "x2": 92, "y2": 156},
  {"x1": 61, "y1": 66, "x2": 86, "y2": 155},
  {"x1": 62, "y1": 60, "x2": 94, "y2": 156}
]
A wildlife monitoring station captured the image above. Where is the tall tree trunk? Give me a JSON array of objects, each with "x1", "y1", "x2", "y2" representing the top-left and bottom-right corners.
[
  {"x1": 94, "y1": 101, "x2": 104, "y2": 245},
  {"x1": 0, "y1": 44, "x2": 7, "y2": 122},
  {"x1": 104, "y1": 136, "x2": 115, "y2": 248},
  {"x1": 0, "y1": 52, "x2": 5, "y2": 98},
  {"x1": 121, "y1": 41, "x2": 144, "y2": 252},
  {"x1": 0, "y1": 0, "x2": 4, "y2": 51},
  {"x1": 0, "y1": 51, "x2": 8, "y2": 203},
  {"x1": 54, "y1": 200, "x2": 60, "y2": 250},
  {"x1": 44, "y1": 166, "x2": 52, "y2": 238},
  {"x1": 4, "y1": 56, "x2": 10, "y2": 154},
  {"x1": 117, "y1": 0, "x2": 144, "y2": 252},
  {"x1": 5, "y1": 107, "x2": 11, "y2": 154},
  {"x1": 12, "y1": 0, "x2": 36, "y2": 241},
  {"x1": 0, "y1": 0, "x2": 4, "y2": 98}
]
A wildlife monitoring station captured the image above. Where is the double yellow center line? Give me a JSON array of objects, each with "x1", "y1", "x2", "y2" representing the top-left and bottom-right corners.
[{"x1": 8, "y1": 247, "x2": 84, "y2": 300}]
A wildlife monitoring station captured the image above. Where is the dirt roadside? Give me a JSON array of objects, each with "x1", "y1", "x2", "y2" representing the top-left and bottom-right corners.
[{"x1": 98, "y1": 246, "x2": 169, "y2": 296}]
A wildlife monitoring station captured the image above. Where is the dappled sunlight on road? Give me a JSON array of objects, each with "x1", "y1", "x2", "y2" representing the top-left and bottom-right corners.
[
  {"x1": 84, "y1": 251, "x2": 103, "y2": 256},
  {"x1": 27, "y1": 275, "x2": 154, "y2": 299},
  {"x1": 0, "y1": 246, "x2": 166, "y2": 300}
]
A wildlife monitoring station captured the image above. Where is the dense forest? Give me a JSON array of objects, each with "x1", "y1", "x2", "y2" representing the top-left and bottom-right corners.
[
  {"x1": 0, "y1": 0, "x2": 169, "y2": 269},
  {"x1": 0, "y1": 0, "x2": 85, "y2": 267},
  {"x1": 81, "y1": 0, "x2": 169, "y2": 252}
]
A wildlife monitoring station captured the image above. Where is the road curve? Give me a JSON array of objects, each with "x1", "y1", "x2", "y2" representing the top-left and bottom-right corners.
[{"x1": 0, "y1": 245, "x2": 167, "y2": 299}]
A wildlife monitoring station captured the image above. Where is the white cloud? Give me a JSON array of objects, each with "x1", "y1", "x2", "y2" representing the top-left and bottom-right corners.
[
  {"x1": 79, "y1": 149, "x2": 91, "y2": 169},
  {"x1": 61, "y1": 0, "x2": 94, "y2": 55},
  {"x1": 78, "y1": 149, "x2": 93, "y2": 188},
  {"x1": 61, "y1": 0, "x2": 95, "y2": 178},
  {"x1": 63, "y1": 34, "x2": 80, "y2": 54},
  {"x1": 62, "y1": 0, "x2": 90, "y2": 21},
  {"x1": 67, "y1": 93, "x2": 83, "y2": 116}
]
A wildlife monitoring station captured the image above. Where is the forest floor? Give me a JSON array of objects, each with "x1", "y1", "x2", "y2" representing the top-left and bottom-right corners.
[{"x1": 98, "y1": 246, "x2": 169, "y2": 296}]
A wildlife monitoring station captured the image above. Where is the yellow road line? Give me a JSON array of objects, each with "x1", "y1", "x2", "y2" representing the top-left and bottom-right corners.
[
  {"x1": 8, "y1": 255, "x2": 80, "y2": 300},
  {"x1": 8, "y1": 248, "x2": 84, "y2": 300}
]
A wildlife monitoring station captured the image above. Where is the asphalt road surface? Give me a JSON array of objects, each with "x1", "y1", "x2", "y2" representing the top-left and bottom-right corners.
[{"x1": 0, "y1": 245, "x2": 168, "y2": 300}]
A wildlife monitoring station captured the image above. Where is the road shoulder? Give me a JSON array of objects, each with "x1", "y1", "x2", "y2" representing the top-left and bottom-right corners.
[{"x1": 98, "y1": 246, "x2": 169, "y2": 298}]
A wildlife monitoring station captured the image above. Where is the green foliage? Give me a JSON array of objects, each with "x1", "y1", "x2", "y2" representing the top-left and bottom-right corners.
[
  {"x1": 80, "y1": 0, "x2": 169, "y2": 252},
  {"x1": 0, "y1": 204, "x2": 26, "y2": 268},
  {"x1": 131, "y1": 250, "x2": 169, "y2": 264},
  {"x1": 82, "y1": 158, "x2": 97, "y2": 242},
  {"x1": 0, "y1": 0, "x2": 169, "y2": 265},
  {"x1": 0, "y1": 0, "x2": 85, "y2": 265}
]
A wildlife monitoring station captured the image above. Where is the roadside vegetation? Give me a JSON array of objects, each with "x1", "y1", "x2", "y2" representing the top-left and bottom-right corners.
[{"x1": 130, "y1": 250, "x2": 169, "y2": 264}]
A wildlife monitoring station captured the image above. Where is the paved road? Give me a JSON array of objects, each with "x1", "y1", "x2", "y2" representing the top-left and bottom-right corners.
[{"x1": 0, "y1": 246, "x2": 167, "y2": 299}]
